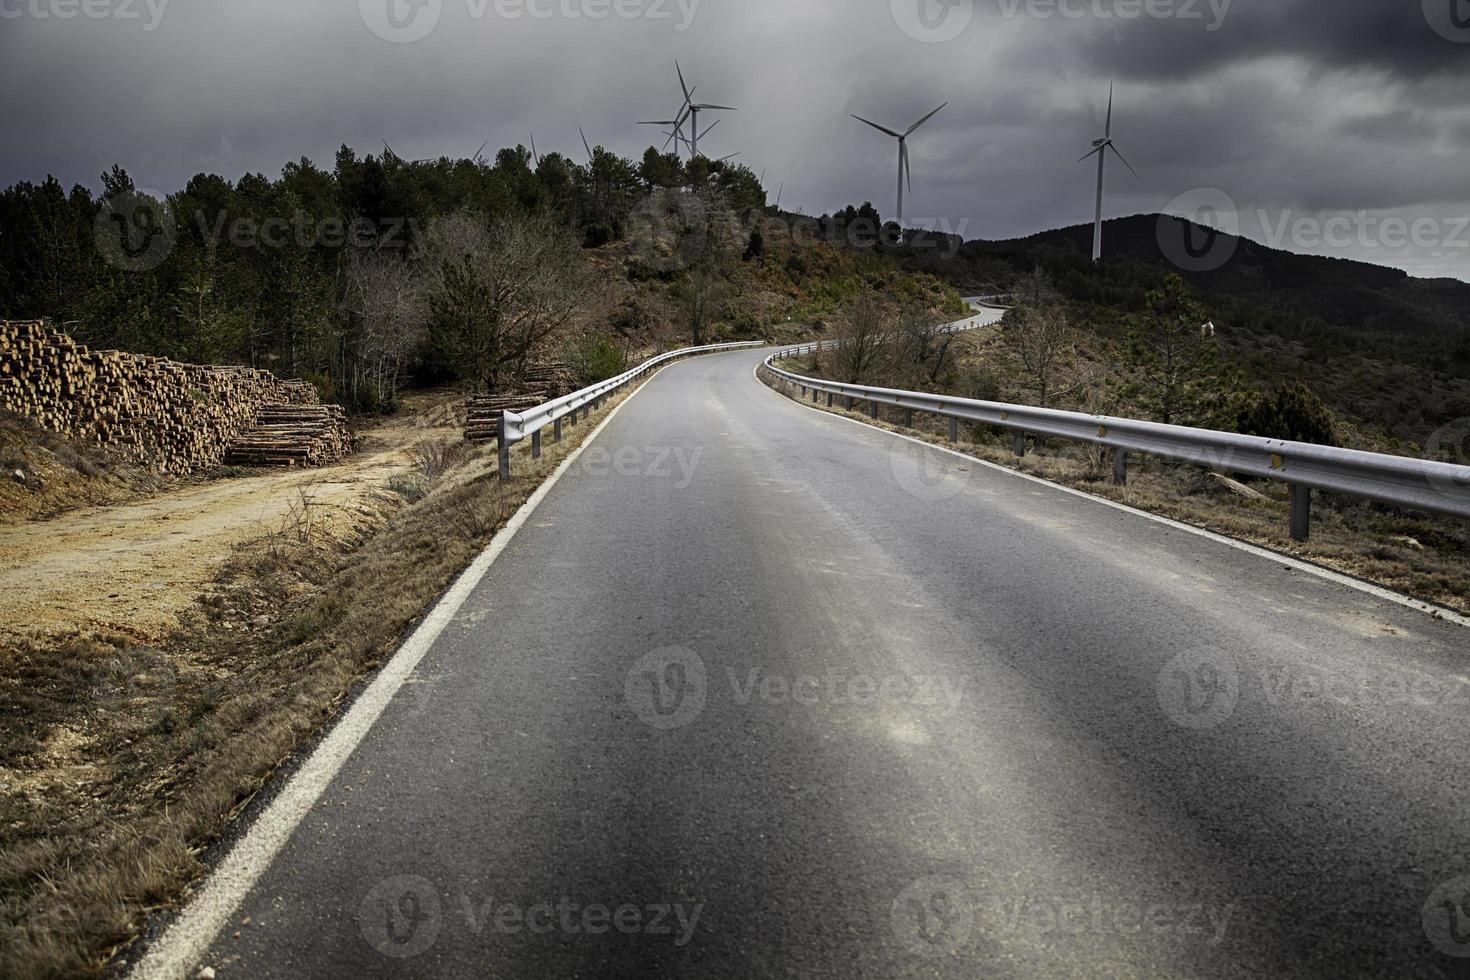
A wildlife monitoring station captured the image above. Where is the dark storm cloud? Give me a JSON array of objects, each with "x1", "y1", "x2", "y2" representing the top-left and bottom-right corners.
[
  {"x1": 0, "y1": 0, "x2": 1467, "y2": 278},
  {"x1": 1054, "y1": 0, "x2": 1469, "y2": 80}
]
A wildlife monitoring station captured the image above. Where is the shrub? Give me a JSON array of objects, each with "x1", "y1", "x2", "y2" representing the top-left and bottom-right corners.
[
  {"x1": 570, "y1": 333, "x2": 627, "y2": 384},
  {"x1": 1235, "y1": 382, "x2": 1339, "y2": 446}
]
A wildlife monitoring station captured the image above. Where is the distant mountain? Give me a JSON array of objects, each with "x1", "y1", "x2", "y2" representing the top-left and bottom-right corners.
[{"x1": 980, "y1": 214, "x2": 1470, "y2": 367}]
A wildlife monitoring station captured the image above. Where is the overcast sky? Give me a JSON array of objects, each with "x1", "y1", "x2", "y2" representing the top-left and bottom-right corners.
[{"x1": 3, "y1": 0, "x2": 1468, "y2": 279}]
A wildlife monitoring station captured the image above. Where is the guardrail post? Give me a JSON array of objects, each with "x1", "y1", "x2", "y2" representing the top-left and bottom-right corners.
[
  {"x1": 826, "y1": 392, "x2": 833, "y2": 407},
  {"x1": 553, "y1": 417, "x2": 562, "y2": 442},
  {"x1": 497, "y1": 412, "x2": 511, "y2": 481},
  {"x1": 1290, "y1": 484, "x2": 1311, "y2": 542},
  {"x1": 903, "y1": 408, "x2": 914, "y2": 428},
  {"x1": 1012, "y1": 431, "x2": 1027, "y2": 457},
  {"x1": 948, "y1": 417, "x2": 958, "y2": 443},
  {"x1": 1113, "y1": 449, "x2": 1128, "y2": 486},
  {"x1": 846, "y1": 396, "x2": 854, "y2": 410},
  {"x1": 531, "y1": 430, "x2": 541, "y2": 460},
  {"x1": 870, "y1": 400, "x2": 879, "y2": 420}
]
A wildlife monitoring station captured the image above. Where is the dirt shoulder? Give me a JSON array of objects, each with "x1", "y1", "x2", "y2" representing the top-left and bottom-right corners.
[{"x1": 0, "y1": 394, "x2": 462, "y2": 644}]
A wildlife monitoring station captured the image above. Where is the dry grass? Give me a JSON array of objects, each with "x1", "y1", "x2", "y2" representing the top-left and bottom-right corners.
[
  {"x1": 761, "y1": 368, "x2": 1470, "y2": 618},
  {"x1": 0, "y1": 392, "x2": 633, "y2": 980},
  {"x1": 0, "y1": 412, "x2": 164, "y2": 524}
]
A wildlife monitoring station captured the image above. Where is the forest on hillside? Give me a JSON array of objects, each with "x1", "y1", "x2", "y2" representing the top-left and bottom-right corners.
[{"x1": 0, "y1": 146, "x2": 765, "y2": 410}]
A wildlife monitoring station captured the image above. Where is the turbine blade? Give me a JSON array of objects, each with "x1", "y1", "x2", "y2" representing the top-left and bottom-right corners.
[
  {"x1": 902, "y1": 142, "x2": 912, "y2": 194},
  {"x1": 1105, "y1": 83, "x2": 1114, "y2": 138},
  {"x1": 852, "y1": 114, "x2": 903, "y2": 139},
  {"x1": 697, "y1": 104, "x2": 738, "y2": 111},
  {"x1": 676, "y1": 60, "x2": 692, "y2": 102},
  {"x1": 905, "y1": 101, "x2": 948, "y2": 137},
  {"x1": 580, "y1": 127, "x2": 593, "y2": 161},
  {"x1": 1109, "y1": 143, "x2": 1139, "y2": 178},
  {"x1": 1078, "y1": 146, "x2": 1104, "y2": 163},
  {"x1": 530, "y1": 131, "x2": 539, "y2": 165},
  {"x1": 699, "y1": 118, "x2": 721, "y2": 140},
  {"x1": 473, "y1": 140, "x2": 489, "y2": 162}
]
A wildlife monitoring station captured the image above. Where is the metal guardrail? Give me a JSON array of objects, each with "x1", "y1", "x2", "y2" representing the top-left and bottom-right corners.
[
  {"x1": 764, "y1": 335, "x2": 1470, "y2": 542},
  {"x1": 497, "y1": 341, "x2": 763, "y2": 478}
]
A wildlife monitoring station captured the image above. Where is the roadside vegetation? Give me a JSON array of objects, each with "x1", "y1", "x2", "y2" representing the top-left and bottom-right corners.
[{"x1": 762, "y1": 279, "x2": 1470, "y2": 616}]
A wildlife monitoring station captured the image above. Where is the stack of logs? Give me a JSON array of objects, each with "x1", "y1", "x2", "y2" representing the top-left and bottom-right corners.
[
  {"x1": 0, "y1": 318, "x2": 351, "y2": 474},
  {"x1": 464, "y1": 362, "x2": 580, "y2": 444},
  {"x1": 224, "y1": 405, "x2": 353, "y2": 467}
]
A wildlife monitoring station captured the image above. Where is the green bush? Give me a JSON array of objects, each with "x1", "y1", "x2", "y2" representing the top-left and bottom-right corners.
[
  {"x1": 1235, "y1": 382, "x2": 1339, "y2": 446},
  {"x1": 570, "y1": 333, "x2": 627, "y2": 385}
]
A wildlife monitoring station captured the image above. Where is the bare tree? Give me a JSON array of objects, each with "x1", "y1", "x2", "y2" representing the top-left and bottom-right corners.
[
  {"x1": 835, "y1": 293, "x2": 889, "y2": 385},
  {"x1": 889, "y1": 303, "x2": 958, "y2": 388},
  {"x1": 423, "y1": 211, "x2": 587, "y2": 390},
  {"x1": 678, "y1": 268, "x2": 732, "y2": 345},
  {"x1": 1018, "y1": 264, "x2": 1059, "y2": 309},
  {"x1": 1004, "y1": 305, "x2": 1077, "y2": 408},
  {"x1": 338, "y1": 250, "x2": 424, "y2": 409}
]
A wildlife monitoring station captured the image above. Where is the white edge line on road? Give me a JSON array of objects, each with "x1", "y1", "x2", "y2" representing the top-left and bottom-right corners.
[
  {"x1": 756, "y1": 358, "x2": 1470, "y2": 631},
  {"x1": 128, "y1": 374, "x2": 654, "y2": 980}
]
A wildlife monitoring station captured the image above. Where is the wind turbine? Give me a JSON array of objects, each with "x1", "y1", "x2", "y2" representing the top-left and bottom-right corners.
[
  {"x1": 638, "y1": 99, "x2": 693, "y2": 158},
  {"x1": 674, "y1": 61, "x2": 736, "y2": 158},
  {"x1": 579, "y1": 127, "x2": 595, "y2": 164},
  {"x1": 529, "y1": 131, "x2": 541, "y2": 168},
  {"x1": 850, "y1": 102, "x2": 946, "y2": 224},
  {"x1": 1078, "y1": 83, "x2": 1139, "y2": 263},
  {"x1": 380, "y1": 139, "x2": 431, "y2": 165}
]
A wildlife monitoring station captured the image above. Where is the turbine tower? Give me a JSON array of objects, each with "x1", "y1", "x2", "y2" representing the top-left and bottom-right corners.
[
  {"x1": 1078, "y1": 84, "x2": 1139, "y2": 263},
  {"x1": 851, "y1": 102, "x2": 946, "y2": 224},
  {"x1": 638, "y1": 97, "x2": 693, "y2": 159}
]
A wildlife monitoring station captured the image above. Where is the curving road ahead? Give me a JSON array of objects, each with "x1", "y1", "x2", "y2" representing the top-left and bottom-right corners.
[{"x1": 142, "y1": 346, "x2": 1470, "y2": 979}]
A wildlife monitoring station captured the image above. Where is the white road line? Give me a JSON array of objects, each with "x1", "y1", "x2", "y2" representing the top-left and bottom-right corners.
[
  {"x1": 755, "y1": 359, "x2": 1470, "y2": 631},
  {"x1": 128, "y1": 385, "x2": 650, "y2": 980}
]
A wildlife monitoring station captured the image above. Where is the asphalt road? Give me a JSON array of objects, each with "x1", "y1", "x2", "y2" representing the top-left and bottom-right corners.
[{"x1": 172, "y1": 347, "x2": 1470, "y2": 978}]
